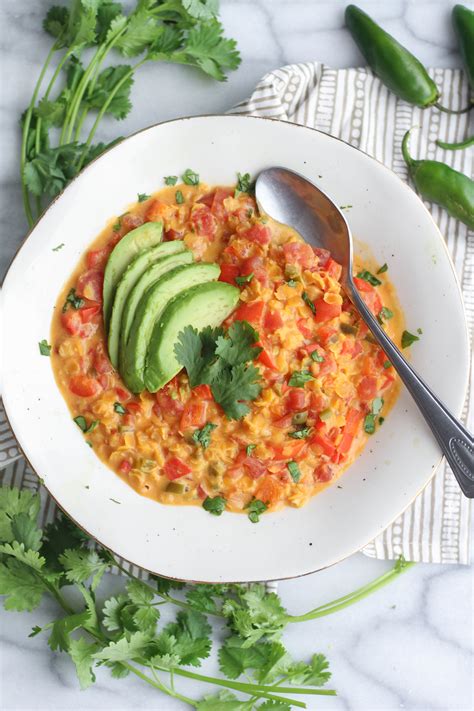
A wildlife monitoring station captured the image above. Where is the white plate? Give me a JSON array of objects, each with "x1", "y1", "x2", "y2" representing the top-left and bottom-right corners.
[{"x1": 0, "y1": 115, "x2": 469, "y2": 582}]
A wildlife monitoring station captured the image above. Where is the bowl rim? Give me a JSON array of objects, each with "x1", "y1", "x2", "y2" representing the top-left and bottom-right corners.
[{"x1": 1, "y1": 113, "x2": 470, "y2": 583}]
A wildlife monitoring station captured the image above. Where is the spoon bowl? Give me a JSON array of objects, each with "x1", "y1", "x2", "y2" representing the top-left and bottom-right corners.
[{"x1": 256, "y1": 166, "x2": 474, "y2": 497}]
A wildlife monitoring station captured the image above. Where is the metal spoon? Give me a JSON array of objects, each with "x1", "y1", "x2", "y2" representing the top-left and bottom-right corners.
[{"x1": 255, "y1": 166, "x2": 474, "y2": 497}]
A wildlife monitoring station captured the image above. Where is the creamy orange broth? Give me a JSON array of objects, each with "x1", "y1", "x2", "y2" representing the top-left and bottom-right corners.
[{"x1": 51, "y1": 182, "x2": 401, "y2": 514}]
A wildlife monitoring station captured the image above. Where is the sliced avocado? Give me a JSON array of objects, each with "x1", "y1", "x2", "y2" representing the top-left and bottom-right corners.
[
  {"x1": 119, "y1": 250, "x2": 193, "y2": 363},
  {"x1": 107, "y1": 241, "x2": 186, "y2": 368},
  {"x1": 103, "y1": 221, "x2": 163, "y2": 327},
  {"x1": 121, "y1": 263, "x2": 220, "y2": 393},
  {"x1": 145, "y1": 281, "x2": 239, "y2": 393}
]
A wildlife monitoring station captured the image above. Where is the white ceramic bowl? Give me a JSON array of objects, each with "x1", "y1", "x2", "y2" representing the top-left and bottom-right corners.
[{"x1": 1, "y1": 115, "x2": 469, "y2": 582}]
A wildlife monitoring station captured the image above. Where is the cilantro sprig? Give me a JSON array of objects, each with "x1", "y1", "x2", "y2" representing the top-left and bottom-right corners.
[
  {"x1": 175, "y1": 321, "x2": 262, "y2": 420},
  {"x1": 0, "y1": 484, "x2": 414, "y2": 707},
  {"x1": 21, "y1": 2, "x2": 241, "y2": 227}
]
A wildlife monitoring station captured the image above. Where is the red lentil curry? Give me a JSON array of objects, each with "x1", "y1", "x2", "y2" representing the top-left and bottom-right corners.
[{"x1": 51, "y1": 176, "x2": 402, "y2": 519}]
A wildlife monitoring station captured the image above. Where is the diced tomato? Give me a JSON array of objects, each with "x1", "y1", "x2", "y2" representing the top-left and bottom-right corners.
[
  {"x1": 197, "y1": 484, "x2": 208, "y2": 500},
  {"x1": 297, "y1": 319, "x2": 313, "y2": 339},
  {"x1": 310, "y1": 392, "x2": 327, "y2": 413},
  {"x1": 325, "y1": 258, "x2": 342, "y2": 281},
  {"x1": 145, "y1": 200, "x2": 169, "y2": 223},
  {"x1": 313, "y1": 298, "x2": 342, "y2": 323},
  {"x1": 164, "y1": 228, "x2": 184, "y2": 241},
  {"x1": 180, "y1": 400, "x2": 208, "y2": 430},
  {"x1": 79, "y1": 301, "x2": 101, "y2": 323},
  {"x1": 191, "y1": 204, "x2": 217, "y2": 239},
  {"x1": 121, "y1": 213, "x2": 144, "y2": 234},
  {"x1": 286, "y1": 388, "x2": 306, "y2": 411},
  {"x1": 242, "y1": 456, "x2": 267, "y2": 479},
  {"x1": 76, "y1": 269, "x2": 103, "y2": 303},
  {"x1": 242, "y1": 223, "x2": 271, "y2": 246},
  {"x1": 271, "y1": 440, "x2": 307, "y2": 460},
  {"x1": 256, "y1": 342, "x2": 278, "y2": 370},
  {"x1": 357, "y1": 376, "x2": 378, "y2": 401},
  {"x1": 381, "y1": 373, "x2": 396, "y2": 390},
  {"x1": 93, "y1": 345, "x2": 113, "y2": 374},
  {"x1": 219, "y1": 264, "x2": 239, "y2": 285},
  {"x1": 283, "y1": 242, "x2": 316, "y2": 269},
  {"x1": 115, "y1": 387, "x2": 130, "y2": 401},
  {"x1": 61, "y1": 309, "x2": 82, "y2": 336},
  {"x1": 317, "y1": 325, "x2": 339, "y2": 346},
  {"x1": 233, "y1": 300, "x2": 265, "y2": 325},
  {"x1": 338, "y1": 408, "x2": 363, "y2": 455},
  {"x1": 305, "y1": 342, "x2": 325, "y2": 358},
  {"x1": 313, "y1": 247, "x2": 331, "y2": 268},
  {"x1": 255, "y1": 476, "x2": 284, "y2": 504},
  {"x1": 155, "y1": 385, "x2": 184, "y2": 416},
  {"x1": 119, "y1": 460, "x2": 132, "y2": 475},
  {"x1": 341, "y1": 338, "x2": 363, "y2": 358},
  {"x1": 69, "y1": 375, "x2": 102, "y2": 398},
  {"x1": 192, "y1": 384, "x2": 213, "y2": 400},
  {"x1": 240, "y1": 255, "x2": 269, "y2": 286},
  {"x1": 125, "y1": 402, "x2": 140, "y2": 414},
  {"x1": 163, "y1": 457, "x2": 192, "y2": 480},
  {"x1": 353, "y1": 277, "x2": 382, "y2": 316},
  {"x1": 264, "y1": 309, "x2": 283, "y2": 331},
  {"x1": 313, "y1": 463, "x2": 334, "y2": 483},
  {"x1": 311, "y1": 432, "x2": 336, "y2": 458},
  {"x1": 211, "y1": 188, "x2": 233, "y2": 219},
  {"x1": 198, "y1": 191, "x2": 215, "y2": 208},
  {"x1": 86, "y1": 247, "x2": 110, "y2": 270},
  {"x1": 122, "y1": 413, "x2": 135, "y2": 429},
  {"x1": 273, "y1": 413, "x2": 294, "y2": 428}
]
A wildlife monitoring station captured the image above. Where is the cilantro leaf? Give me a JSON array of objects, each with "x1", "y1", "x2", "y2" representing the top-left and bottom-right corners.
[
  {"x1": 246, "y1": 499, "x2": 267, "y2": 523},
  {"x1": 288, "y1": 427, "x2": 311, "y2": 439},
  {"x1": 174, "y1": 326, "x2": 217, "y2": 386},
  {"x1": 192, "y1": 422, "x2": 217, "y2": 449},
  {"x1": 114, "y1": 7, "x2": 161, "y2": 57},
  {"x1": 356, "y1": 270, "x2": 382, "y2": 287},
  {"x1": 59, "y1": 549, "x2": 109, "y2": 591},
  {"x1": 377, "y1": 306, "x2": 393, "y2": 324},
  {"x1": 364, "y1": 413, "x2": 376, "y2": 434},
  {"x1": 183, "y1": 0, "x2": 219, "y2": 20},
  {"x1": 223, "y1": 584, "x2": 287, "y2": 645},
  {"x1": 48, "y1": 609, "x2": 93, "y2": 652},
  {"x1": 196, "y1": 690, "x2": 251, "y2": 710},
  {"x1": 203, "y1": 496, "x2": 226, "y2": 516},
  {"x1": 74, "y1": 416, "x2": 99, "y2": 433},
  {"x1": 102, "y1": 594, "x2": 128, "y2": 632},
  {"x1": 41, "y1": 513, "x2": 89, "y2": 570},
  {"x1": 86, "y1": 65, "x2": 134, "y2": 119},
  {"x1": 39, "y1": 339, "x2": 51, "y2": 356},
  {"x1": 63, "y1": 287, "x2": 84, "y2": 311},
  {"x1": 401, "y1": 329, "x2": 420, "y2": 348},
  {"x1": 258, "y1": 702, "x2": 291, "y2": 710},
  {"x1": 302, "y1": 291, "x2": 316, "y2": 313},
  {"x1": 215, "y1": 321, "x2": 262, "y2": 366},
  {"x1": 10, "y1": 513, "x2": 42, "y2": 552},
  {"x1": 43, "y1": 6, "x2": 70, "y2": 40},
  {"x1": 161, "y1": 609, "x2": 212, "y2": 666},
  {"x1": 235, "y1": 172, "x2": 252, "y2": 196},
  {"x1": 377, "y1": 263, "x2": 388, "y2": 274},
  {"x1": 69, "y1": 637, "x2": 100, "y2": 689},
  {"x1": 125, "y1": 579, "x2": 160, "y2": 633},
  {"x1": 0, "y1": 558, "x2": 47, "y2": 611},
  {"x1": 93, "y1": 631, "x2": 151, "y2": 662},
  {"x1": 185, "y1": 585, "x2": 220, "y2": 614},
  {"x1": 182, "y1": 168, "x2": 200, "y2": 185},
  {"x1": 0, "y1": 487, "x2": 40, "y2": 543},
  {"x1": 286, "y1": 653, "x2": 331, "y2": 686},
  {"x1": 176, "y1": 20, "x2": 240, "y2": 82},
  {"x1": 175, "y1": 189, "x2": 184, "y2": 204},
  {"x1": 114, "y1": 402, "x2": 126, "y2": 414},
  {"x1": 164, "y1": 175, "x2": 178, "y2": 185},
  {"x1": 211, "y1": 363, "x2": 261, "y2": 420},
  {"x1": 218, "y1": 635, "x2": 273, "y2": 680},
  {"x1": 137, "y1": 192, "x2": 150, "y2": 202},
  {"x1": 235, "y1": 273, "x2": 253, "y2": 286},
  {"x1": 310, "y1": 349, "x2": 324, "y2": 363},
  {"x1": 96, "y1": 1, "x2": 123, "y2": 43},
  {"x1": 246, "y1": 444, "x2": 256, "y2": 456},
  {"x1": 288, "y1": 370, "x2": 313, "y2": 387}
]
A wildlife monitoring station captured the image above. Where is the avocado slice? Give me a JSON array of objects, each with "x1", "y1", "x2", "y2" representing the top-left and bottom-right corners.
[
  {"x1": 107, "y1": 241, "x2": 186, "y2": 368},
  {"x1": 103, "y1": 221, "x2": 163, "y2": 327},
  {"x1": 121, "y1": 263, "x2": 220, "y2": 393},
  {"x1": 145, "y1": 281, "x2": 240, "y2": 393},
  {"x1": 119, "y1": 250, "x2": 193, "y2": 364}
]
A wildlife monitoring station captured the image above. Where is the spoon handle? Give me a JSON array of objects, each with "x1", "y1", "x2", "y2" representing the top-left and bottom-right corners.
[{"x1": 349, "y1": 284, "x2": 474, "y2": 497}]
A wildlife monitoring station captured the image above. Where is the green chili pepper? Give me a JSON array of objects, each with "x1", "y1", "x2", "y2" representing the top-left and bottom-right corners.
[
  {"x1": 402, "y1": 129, "x2": 474, "y2": 230},
  {"x1": 437, "y1": 5, "x2": 474, "y2": 151},
  {"x1": 345, "y1": 5, "x2": 470, "y2": 113}
]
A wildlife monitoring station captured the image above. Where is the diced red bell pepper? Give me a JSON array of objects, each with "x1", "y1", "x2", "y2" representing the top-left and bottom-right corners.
[
  {"x1": 219, "y1": 264, "x2": 239, "y2": 285},
  {"x1": 164, "y1": 457, "x2": 192, "y2": 480},
  {"x1": 233, "y1": 300, "x2": 265, "y2": 324},
  {"x1": 86, "y1": 247, "x2": 110, "y2": 270},
  {"x1": 69, "y1": 375, "x2": 102, "y2": 398},
  {"x1": 180, "y1": 400, "x2": 208, "y2": 430},
  {"x1": 286, "y1": 388, "x2": 307, "y2": 411},
  {"x1": 264, "y1": 309, "x2": 283, "y2": 331},
  {"x1": 338, "y1": 408, "x2": 363, "y2": 455},
  {"x1": 192, "y1": 384, "x2": 213, "y2": 400},
  {"x1": 243, "y1": 456, "x2": 267, "y2": 479},
  {"x1": 313, "y1": 298, "x2": 342, "y2": 323},
  {"x1": 357, "y1": 376, "x2": 378, "y2": 401},
  {"x1": 311, "y1": 432, "x2": 336, "y2": 458},
  {"x1": 325, "y1": 258, "x2": 342, "y2": 280}
]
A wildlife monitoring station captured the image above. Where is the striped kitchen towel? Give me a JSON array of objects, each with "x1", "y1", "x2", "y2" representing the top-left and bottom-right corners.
[{"x1": 1, "y1": 63, "x2": 472, "y2": 566}]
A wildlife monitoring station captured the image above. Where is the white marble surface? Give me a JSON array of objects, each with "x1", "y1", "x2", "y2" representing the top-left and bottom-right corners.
[{"x1": 0, "y1": 1, "x2": 473, "y2": 709}]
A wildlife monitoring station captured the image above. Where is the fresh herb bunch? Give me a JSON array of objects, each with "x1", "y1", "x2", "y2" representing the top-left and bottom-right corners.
[
  {"x1": 0, "y1": 485, "x2": 414, "y2": 708},
  {"x1": 21, "y1": 0, "x2": 240, "y2": 227}
]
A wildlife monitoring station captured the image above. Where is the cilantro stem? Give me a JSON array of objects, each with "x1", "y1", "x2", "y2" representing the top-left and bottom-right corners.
[
  {"x1": 35, "y1": 48, "x2": 76, "y2": 156},
  {"x1": 164, "y1": 666, "x2": 334, "y2": 701},
  {"x1": 20, "y1": 40, "x2": 60, "y2": 226},
  {"x1": 76, "y1": 58, "x2": 147, "y2": 172},
  {"x1": 61, "y1": 44, "x2": 105, "y2": 144},
  {"x1": 286, "y1": 560, "x2": 415, "y2": 623}
]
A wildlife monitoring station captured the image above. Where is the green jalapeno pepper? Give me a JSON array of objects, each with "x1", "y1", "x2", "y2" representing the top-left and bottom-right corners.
[
  {"x1": 345, "y1": 5, "x2": 470, "y2": 113},
  {"x1": 402, "y1": 129, "x2": 474, "y2": 229},
  {"x1": 437, "y1": 5, "x2": 474, "y2": 150}
]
